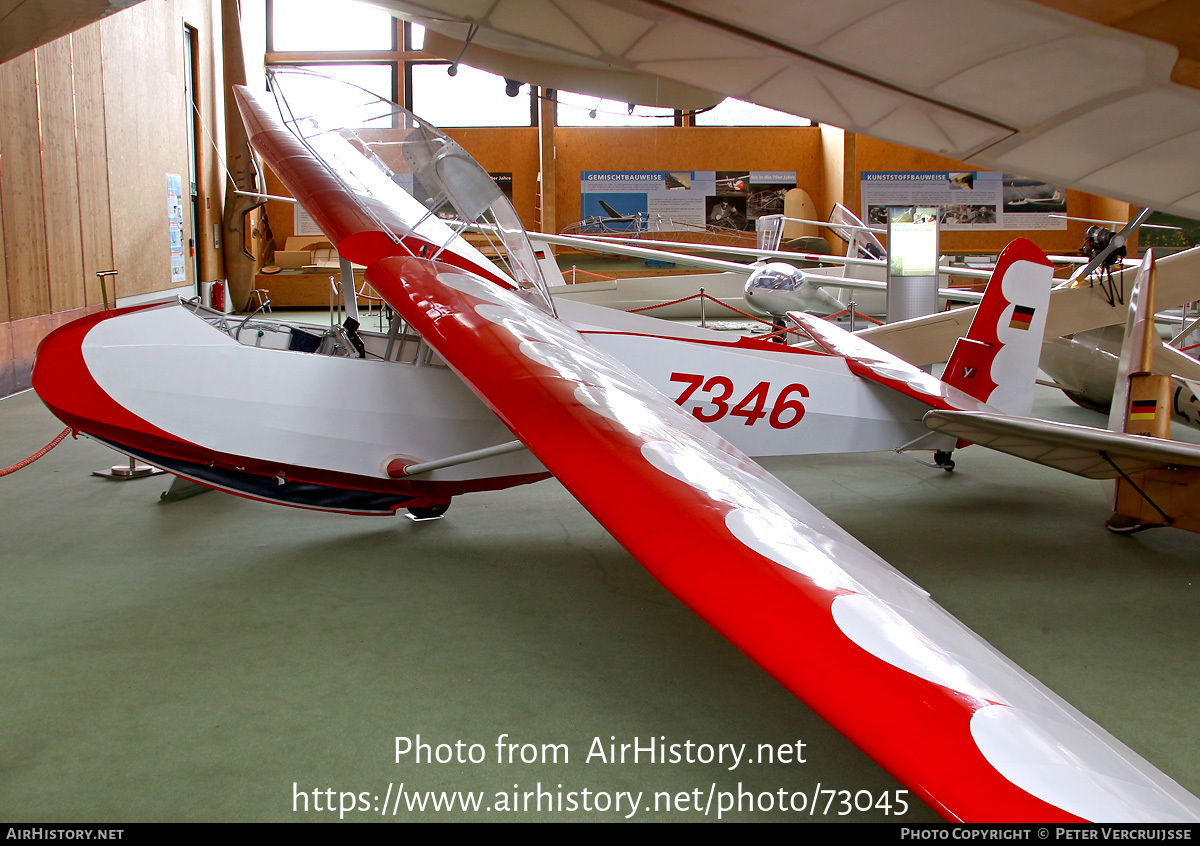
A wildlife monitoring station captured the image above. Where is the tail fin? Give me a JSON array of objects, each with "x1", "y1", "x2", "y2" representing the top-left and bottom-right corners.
[
  {"x1": 1104, "y1": 250, "x2": 1190, "y2": 531},
  {"x1": 942, "y1": 238, "x2": 1053, "y2": 415},
  {"x1": 1108, "y1": 250, "x2": 1170, "y2": 438}
]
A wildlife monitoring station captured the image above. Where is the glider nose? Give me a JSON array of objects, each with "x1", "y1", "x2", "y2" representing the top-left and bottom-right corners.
[
  {"x1": 31, "y1": 311, "x2": 97, "y2": 427},
  {"x1": 744, "y1": 262, "x2": 807, "y2": 316},
  {"x1": 31, "y1": 306, "x2": 167, "y2": 447}
]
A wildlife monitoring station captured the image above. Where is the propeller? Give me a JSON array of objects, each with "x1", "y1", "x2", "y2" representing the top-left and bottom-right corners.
[{"x1": 1067, "y1": 207, "x2": 1153, "y2": 284}]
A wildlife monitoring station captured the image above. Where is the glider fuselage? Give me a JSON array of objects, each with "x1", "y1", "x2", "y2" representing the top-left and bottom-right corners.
[{"x1": 32, "y1": 287, "x2": 934, "y2": 515}]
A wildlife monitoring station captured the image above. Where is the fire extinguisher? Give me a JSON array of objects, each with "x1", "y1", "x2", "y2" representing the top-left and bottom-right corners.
[{"x1": 211, "y1": 280, "x2": 226, "y2": 312}]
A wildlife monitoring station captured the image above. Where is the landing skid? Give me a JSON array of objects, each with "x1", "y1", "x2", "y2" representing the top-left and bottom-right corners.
[
  {"x1": 1105, "y1": 512, "x2": 1161, "y2": 535},
  {"x1": 406, "y1": 503, "x2": 450, "y2": 521}
]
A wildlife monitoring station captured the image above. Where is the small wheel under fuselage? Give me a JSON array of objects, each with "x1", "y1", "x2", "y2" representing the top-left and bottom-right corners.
[{"x1": 406, "y1": 502, "x2": 450, "y2": 521}]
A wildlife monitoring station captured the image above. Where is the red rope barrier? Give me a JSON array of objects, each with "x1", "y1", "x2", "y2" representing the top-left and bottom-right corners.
[
  {"x1": 753, "y1": 326, "x2": 806, "y2": 342},
  {"x1": 626, "y1": 290, "x2": 884, "y2": 331},
  {"x1": 700, "y1": 294, "x2": 779, "y2": 325},
  {"x1": 628, "y1": 293, "x2": 705, "y2": 313},
  {"x1": 568, "y1": 268, "x2": 617, "y2": 282},
  {"x1": 0, "y1": 427, "x2": 72, "y2": 477},
  {"x1": 355, "y1": 283, "x2": 386, "y2": 303}
]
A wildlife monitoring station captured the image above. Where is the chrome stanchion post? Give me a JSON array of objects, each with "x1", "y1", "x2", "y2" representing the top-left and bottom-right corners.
[
  {"x1": 88, "y1": 267, "x2": 162, "y2": 480},
  {"x1": 93, "y1": 455, "x2": 165, "y2": 481}
]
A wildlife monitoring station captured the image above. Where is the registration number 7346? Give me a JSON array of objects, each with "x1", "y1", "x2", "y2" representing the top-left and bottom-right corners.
[{"x1": 669, "y1": 372, "x2": 808, "y2": 429}]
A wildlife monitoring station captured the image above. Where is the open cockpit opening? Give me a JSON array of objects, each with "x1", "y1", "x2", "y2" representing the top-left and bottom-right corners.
[{"x1": 182, "y1": 297, "x2": 447, "y2": 367}]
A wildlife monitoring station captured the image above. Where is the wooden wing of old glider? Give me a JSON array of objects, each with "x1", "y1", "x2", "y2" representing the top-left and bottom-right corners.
[
  {"x1": 924, "y1": 409, "x2": 1200, "y2": 479},
  {"x1": 234, "y1": 78, "x2": 1200, "y2": 823}
]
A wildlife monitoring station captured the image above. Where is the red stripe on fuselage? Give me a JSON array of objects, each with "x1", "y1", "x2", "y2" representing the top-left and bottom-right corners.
[{"x1": 32, "y1": 306, "x2": 549, "y2": 503}]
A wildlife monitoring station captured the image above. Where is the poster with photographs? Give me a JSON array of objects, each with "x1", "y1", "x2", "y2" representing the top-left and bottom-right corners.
[
  {"x1": 716, "y1": 170, "x2": 795, "y2": 225},
  {"x1": 581, "y1": 170, "x2": 796, "y2": 232},
  {"x1": 861, "y1": 171, "x2": 1066, "y2": 230}
]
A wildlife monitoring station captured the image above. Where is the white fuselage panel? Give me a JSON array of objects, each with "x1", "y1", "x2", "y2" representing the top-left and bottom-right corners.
[{"x1": 80, "y1": 302, "x2": 929, "y2": 482}]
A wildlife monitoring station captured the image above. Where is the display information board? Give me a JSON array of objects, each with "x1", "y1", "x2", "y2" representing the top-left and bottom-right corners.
[
  {"x1": 166, "y1": 173, "x2": 186, "y2": 283},
  {"x1": 861, "y1": 171, "x2": 1067, "y2": 231},
  {"x1": 886, "y1": 205, "x2": 940, "y2": 324},
  {"x1": 887, "y1": 206, "x2": 939, "y2": 277},
  {"x1": 580, "y1": 170, "x2": 797, "y2": 231}
]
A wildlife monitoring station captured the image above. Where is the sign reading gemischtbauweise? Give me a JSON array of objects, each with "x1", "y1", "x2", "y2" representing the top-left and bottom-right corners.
[
  {"x1": 860, "y1": 171, "x2": 1068, "y2": 231},
  {"x1": 580, "y1": 171, "x2": 796, "y2": 232}
]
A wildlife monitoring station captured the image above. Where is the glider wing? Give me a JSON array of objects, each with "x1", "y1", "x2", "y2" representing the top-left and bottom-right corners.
[{"x1": 236, "y1": 82, "x2": 1200, "y2": 823}]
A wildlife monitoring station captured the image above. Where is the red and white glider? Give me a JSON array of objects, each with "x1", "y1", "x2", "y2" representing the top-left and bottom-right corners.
[{"x1": 29, "y1": 74, "x2": 1200, "y2": 822}]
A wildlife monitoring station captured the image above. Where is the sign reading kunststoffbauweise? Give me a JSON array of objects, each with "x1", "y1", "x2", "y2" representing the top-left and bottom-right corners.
[
  {"x1": 581, "y1": 171, "x2": 797, "y2": 232},
  {"x1": 860, "y1": 171, "x2": 1067, "y2": 231}
]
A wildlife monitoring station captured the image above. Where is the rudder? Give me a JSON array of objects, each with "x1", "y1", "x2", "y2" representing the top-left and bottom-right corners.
[{"x1": 942, "y1": 238, "x2": 1053, "y2": 415}]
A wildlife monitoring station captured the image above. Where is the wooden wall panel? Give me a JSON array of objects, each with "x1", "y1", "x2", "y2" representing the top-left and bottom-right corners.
[
  {"x1": 183, "y1": 0, "x2": 225, "y2": 284},
  {"x1": 819, "y1": 124, "x2": 845, "y2": 212},
  {"x1": 0, "y1": 52, "x2": 50, "y2": 321},
  {"x1": 0, "y1": 132, "x2": 8, "y2": 325},
  {"x1": 70, "y1": 23, "x2": 115, "y2": 307},
  {"x1": 36, "y1": 38, "x2": 86, "y2": 312},
  {"x1": 0, "y1": 3, "x2": 224, "y2": 398},
  {"x1": 445, "y1": 127, "x2": 540, "y2": 231},
  {"x1": 553, "y1": 126, "x2": 825, "y2": 233},
  {"x1": 842, "y1": 132, "x2": 859, "y2": 221},
  {"x1": 1093, "y1": 195, "x2": 1137, "y2": 254},
  {"x1": 0, "y1": 321, "x2": 13, "y2": 397},
  {"x1": 101, "y1": 0, "x2": 192, "y2": 299},
  {"x1": 9, "y1": 314, "x2": 51, "y2": 392},
  {"x1": 0, "y1": 172, "x2": 8, "y2": 396},
  {"x1": 852, "y1": 135, "x2": 1092, "y2": 255}
]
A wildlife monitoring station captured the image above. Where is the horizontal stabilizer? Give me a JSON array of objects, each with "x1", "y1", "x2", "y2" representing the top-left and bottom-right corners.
[
  {"x1": 923, "y1": 409, "x2": 1200, "y2": 479},
  {"x1": 789, "y1": 312, "x2": 990, "y2": 412}
]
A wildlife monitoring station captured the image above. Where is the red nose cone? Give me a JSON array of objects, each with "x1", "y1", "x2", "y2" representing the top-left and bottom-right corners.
[{"x1": 32, "y1": 305, "x2": 180, "y2": 452}]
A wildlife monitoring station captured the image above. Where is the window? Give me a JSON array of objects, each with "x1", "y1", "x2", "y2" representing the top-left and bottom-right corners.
[
  {"x1": 264, "y1": 3, "x2": 808, "y2": 133},
  {"x1": 556, "y1": 90, "x2": 677, "y2": 127},
  {"x1": 274, "y1": 63, "x2": 397, "y2": 117},
  {"x1": 407, "y1": 62, "x2": 536, "y2": 127},
  {"x1": 406, "y1": 22, "x2": 425, "y2": 51},
  {"x1": 694, "y1": 98, "x2": 811, "y2": 127},
  {"x1": 268, "y1": 0, "x2": 395, "y2": 52}
]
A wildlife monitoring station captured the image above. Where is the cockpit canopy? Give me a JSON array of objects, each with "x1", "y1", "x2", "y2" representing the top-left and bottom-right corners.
[{"x1": 265, "y1": 67, "x2": 555, "y2": 315}]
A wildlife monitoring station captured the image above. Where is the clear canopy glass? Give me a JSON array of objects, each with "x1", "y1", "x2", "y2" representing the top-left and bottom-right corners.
[
  {"x1": 265, "y1": 67, "x2": 555, "y2": 315},
  {"x1": 827, "y1": 202, "x2": 886, "y2": 261}
]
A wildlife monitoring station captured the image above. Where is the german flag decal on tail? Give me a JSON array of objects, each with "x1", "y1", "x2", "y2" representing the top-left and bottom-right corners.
[
  {"x1": 1009, "y1": 305, "x2": 1036, "y2": 330},
  {"x1": 1129, "y1": 399, "x2": 1158, "y2": 421}
]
